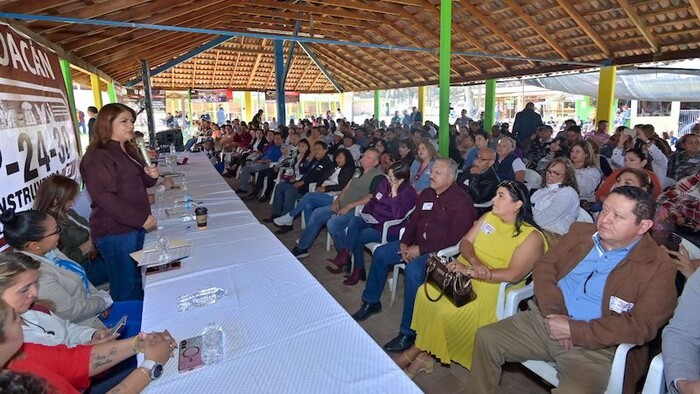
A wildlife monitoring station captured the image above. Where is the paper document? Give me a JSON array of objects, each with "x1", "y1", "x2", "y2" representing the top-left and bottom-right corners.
[{"x1": 360, "y1": 212, "x2": 379, "y2": 224}]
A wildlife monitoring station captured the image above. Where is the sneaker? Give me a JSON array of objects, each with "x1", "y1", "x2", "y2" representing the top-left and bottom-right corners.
[
  {"x1": 273, "y1": 213, "x2": 294, "y2": 227},
  {"x1": 291, "y1": 247, "x2": 309, "y2": 258},
  {"x1": 262, "y1": 215, "x2": 280, "y2": 223}
]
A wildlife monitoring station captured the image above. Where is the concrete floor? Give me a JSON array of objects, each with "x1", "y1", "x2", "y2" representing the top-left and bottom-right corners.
[{"x1": 227, "y1": 177, "x2": 551, "y2": 394}]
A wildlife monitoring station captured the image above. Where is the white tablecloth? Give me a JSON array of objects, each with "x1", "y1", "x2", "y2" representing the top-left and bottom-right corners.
[{"x1": 140, "y1": 153, "x2": 419, "y2": 393}]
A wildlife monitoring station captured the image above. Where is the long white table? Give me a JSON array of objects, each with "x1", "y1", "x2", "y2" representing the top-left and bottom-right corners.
[{"x1": 140, "y1": 154, "x2": 420, "y2": 393}]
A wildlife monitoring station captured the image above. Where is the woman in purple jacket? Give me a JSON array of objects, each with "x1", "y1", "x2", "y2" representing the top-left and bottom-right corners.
[
  {"x1": 326, "y1": 161, "x2": 417, "y2": 285},
  {"x1": 80, "y1": 104, "x2": 159, "y2": 301}
]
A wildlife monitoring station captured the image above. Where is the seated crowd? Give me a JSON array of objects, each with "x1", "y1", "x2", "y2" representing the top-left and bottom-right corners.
[
  {"x1": 220, "y1": 109, "x2": 700, "y2": 392},
  {"x1": 4, "y1": 103, "x2": 698, "y2": 392}
]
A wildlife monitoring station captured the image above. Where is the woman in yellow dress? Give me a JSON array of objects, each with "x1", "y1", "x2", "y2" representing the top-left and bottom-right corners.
[{"x1": 396, "y1": 180, "x2": 548, "y2": 378}]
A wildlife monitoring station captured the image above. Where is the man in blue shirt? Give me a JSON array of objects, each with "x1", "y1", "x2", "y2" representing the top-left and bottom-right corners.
[
  {"x1": 471, "y1": 186, "x2": 677, "y2": 393},
  {"x1": 236, "y1": 132, "x2": 283, "y2": 194}
]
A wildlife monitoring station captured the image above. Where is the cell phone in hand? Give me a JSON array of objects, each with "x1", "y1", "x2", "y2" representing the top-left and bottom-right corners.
[
  {"x1": 178, "y1": 336, "x2": 204, "y2": 373},
  {"x1": 109, "y1": 314, "x2": 128, "y2": 336},
  {"x1": 666, "y1": 233, "x2": 682, "y2": 252}
]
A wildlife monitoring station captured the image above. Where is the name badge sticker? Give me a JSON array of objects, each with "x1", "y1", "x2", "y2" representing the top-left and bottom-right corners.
[
  {"x1": 609, "y1": 296, "x2": 634, "y2": 314},
  {"x1": 481, "y1": 222, "x2": 495, "y2": 235},
  {"x1": 422, "y1": 202, "x2": 433, "y2": 211},
  {"x1": 375, "y1": 192, "x2": 383, "y2": 200}
]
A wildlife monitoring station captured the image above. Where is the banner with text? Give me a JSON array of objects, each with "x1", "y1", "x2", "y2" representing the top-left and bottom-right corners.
[{"x1": 0, "y1": 24, "x2": 79, "y2": 249}]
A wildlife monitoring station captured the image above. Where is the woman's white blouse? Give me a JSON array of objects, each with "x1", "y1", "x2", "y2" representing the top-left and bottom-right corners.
[{"x1": 531, "y1": 183, "x2": 580, "y2": 235}]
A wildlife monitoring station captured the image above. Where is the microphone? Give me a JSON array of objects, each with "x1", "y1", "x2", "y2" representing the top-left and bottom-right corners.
[{"x1": 135, "y1": 137, "x2": 152, "y2": 166}]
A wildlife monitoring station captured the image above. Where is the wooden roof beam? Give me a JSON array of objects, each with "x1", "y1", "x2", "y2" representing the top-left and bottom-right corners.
[
  {"x1": 235, "y1": 9, "x2": 363, "y2": 28},
  {"x1": 211, "y1": 50, "x2": 220, "y2": 86},
  {"x1": 384, "y1": 2, "x2": 500, "y2": 72},
  {"x1": 241, "y1": 0, "x2": 383, "y2": 23},
  {"x1": 247, "y1": 39, "x2": 267, "y2": 89},
  {"x1": 502, "y1": 0, "x2": 570, "y2": 60},
  {"x1": 687, "y1": 0, "x2": 700, "y2": 27},
  {"x1": 224, "y1": 16, "x2": 349, "y2": 35},
  {"x1": 455, "y1": 0, "x2": 534, "y2": 66},
  {"x1": 71, "y1": 3, "x2": 228, "y2": 57},
  {"x1": 54, "y1": 0, "x2": 227, "y2": 49},
  {"x1": 293, "y1": 60, "x2": 314, "y2": 91},
  {"x1": 304, "y1": 0, "x2": 401, "y2": 15},
  {"x1": 616, "y1": 0, "x2": 659, "y2": 52},
  {"x1": 554, "y1": 0, "x2": 612, "y2": 57},
  {"x1": 39, "y1": 0, "x2": 185, "y2": 35},
  {"x1": 309, "y1": 48, "x2": 372, "y2": 90},
  {"x1": 331, "y1": 45, "x2": 403, "y2": 87}
]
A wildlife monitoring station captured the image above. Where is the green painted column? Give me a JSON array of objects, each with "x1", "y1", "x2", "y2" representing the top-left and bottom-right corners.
[
  {"x1": 484, "y1": 79, "x2": 496, "y2": 133},
  {"x1": 107, "y1": 83, "x2": 117, "y2": 103},
  {"x1": 59, "y1": 59, "x2": 82, "y2": 153},
  {"x1": 438, "y1": 0, "x2": 452, "y2": 157},
  {"x1": 374, "y1": 90, "x2": 380, "y2": 125}
]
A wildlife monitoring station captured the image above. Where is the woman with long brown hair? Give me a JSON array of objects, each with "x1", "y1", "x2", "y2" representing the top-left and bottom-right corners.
[{"x1": 79, "y1": 103, "x2": 159, "y2": 301}]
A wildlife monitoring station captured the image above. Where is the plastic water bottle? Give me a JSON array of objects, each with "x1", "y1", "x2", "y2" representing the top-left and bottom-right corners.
[
  {"x1": 155, "y1": 226, "x2": 169, "y2": 264},
  {"x1": 201, "y1": 322, "x2": 225, "y2": 365},
  {"x1": 169, "y1": 143, "x2": 176, "y2": 154}
]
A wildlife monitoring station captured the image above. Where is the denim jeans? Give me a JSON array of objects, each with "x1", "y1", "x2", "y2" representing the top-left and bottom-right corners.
[
  {"x1": 297, "y1": 206, "x2": 354, "y2": 251},
  {"x1": 238, "y1": 162, "x2": 269, "y2": 192},
  {"x1": 328, "y1": 215, "x2": 392, "y2": 271},
  {"x1": 272, "y1": 182, "x2": 299, "y2": 216},
  {"x1": 288, "y1": 192, "x2": 334, "y2": 222},
  {"x1": 94, "y1": 229, "x2": 145, "y2": 301},
  {"x1": 362, "y1": 240, "x2": 429, "y2": 336}
]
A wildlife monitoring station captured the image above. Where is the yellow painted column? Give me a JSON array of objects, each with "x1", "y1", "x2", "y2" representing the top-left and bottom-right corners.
[
  {"x1": 339, "y1": 92, "x2": 345, "y2": 115},
  {"x1": 90, "y1": 74, "x2": 103, "y2": 109},
  {"x1": 595, "y1": 66, "x2": 616, "y2": 124},
  {"x1": 244, "y1": 91, "x2": 253, "y2": 122},
  {"x1": 418, "y1": 86, "x2": 427, "y2": 118}
]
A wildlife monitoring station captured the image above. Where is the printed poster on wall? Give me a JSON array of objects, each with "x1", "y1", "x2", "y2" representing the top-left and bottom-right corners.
[{"x1": 0, "y1": 23, "x2": 79, "y2": 248}]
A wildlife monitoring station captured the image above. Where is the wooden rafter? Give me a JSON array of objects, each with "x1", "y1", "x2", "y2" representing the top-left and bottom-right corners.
[
  {"x1": 235, "y1": 8, "x2": 364, "y2": 28},
  {"x1": 554, "y1": 0, "x2": 613, "y2": 57},
  {"x1": 247, "y1": 39, "x2": 267, "y2": 89},
  {"x1": 54, "y1": 0, "x2": 226, "y2": 49},
  {"x1": 73, "y1": 4, "x2": 228, "y2": 58},
  {"x1": 228, "y1": 41, "x2": 243, "y2": 89},
  {"x1": 502, "y1": 0, "x2": 570, "y2": 60},
  {"x1": 305, "y1": 0, "x2": 401, "y2": 16},
  {"x1": 242, "y1": 0, "x2": 383, "y2": 23},
  {"x1": 319, "y1": 46, "x2": 386, "y2": 87},
  {"x1": 616, "y1": 0, "x2": 659, "y2": 52},
  {"x1": 294, "y1": 60, "x2": 314, "y2": 91},
  {"x1": 211, "y1": 50, "x2": 220, "y2": 86},
  {"x1": 384, "y1": 2, "x2": 496, "y2": 73}
]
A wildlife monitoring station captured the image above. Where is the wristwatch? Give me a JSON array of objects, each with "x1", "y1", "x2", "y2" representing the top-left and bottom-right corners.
[{"x1": 140, "y1": 359, "x2": 163, "y2": 380}]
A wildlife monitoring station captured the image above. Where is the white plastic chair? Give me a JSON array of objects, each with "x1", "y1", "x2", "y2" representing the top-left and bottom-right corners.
[
  {"x1": 524, "y1": 168, "x2": 542, "y2": 191},
  {"x1": 641, "y1": 353, "x2": 665, "y2": 394},
  {"x1": 360, "y1": 209, "x2": 414, "y2": 306},
  {"x1": 474, "y1": 200, "x2": 494, "y2": 210},
  {"x1": 576, "y1": 207, "x2": 594, "y2": 223}
]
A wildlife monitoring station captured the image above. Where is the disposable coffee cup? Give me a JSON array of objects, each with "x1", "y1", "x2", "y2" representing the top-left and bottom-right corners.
[{"x1": 195, "y1": 206, "x2": 208, "y2": 229}]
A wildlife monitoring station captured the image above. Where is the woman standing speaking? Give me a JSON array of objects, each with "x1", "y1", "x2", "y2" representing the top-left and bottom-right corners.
[{"x1": 80, "y1": 103, "x2": 158, "y2": 301}]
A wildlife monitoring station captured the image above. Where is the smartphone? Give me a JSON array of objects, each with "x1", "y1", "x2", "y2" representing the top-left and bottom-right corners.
[
  {"x1": 178, "y1": 335, "x2": 204, "y2": 373},
  {"x1": 666, "y1": 233, "x2": 682, "y2": 253},
  {"x1": 108, "y1": 314, "x2": 128, "y2": 337}
]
